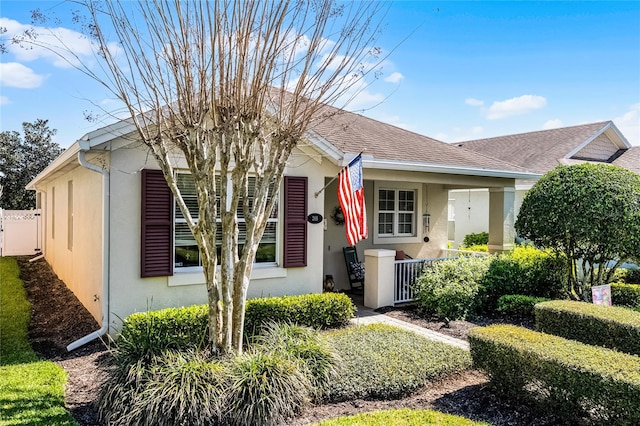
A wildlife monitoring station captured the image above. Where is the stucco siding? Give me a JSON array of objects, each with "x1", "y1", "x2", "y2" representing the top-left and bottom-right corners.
[
  {"x1": 107, "y1": 143, "x2": 326, "y2": 332},
  {"x1": 40, "y1": 163, "x2": 104, "y2": 323}
]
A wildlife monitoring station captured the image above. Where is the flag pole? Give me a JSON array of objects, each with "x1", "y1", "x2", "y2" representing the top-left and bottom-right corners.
[{"x1": 314, "y1": 151, "x2": 365, "y2": 198}]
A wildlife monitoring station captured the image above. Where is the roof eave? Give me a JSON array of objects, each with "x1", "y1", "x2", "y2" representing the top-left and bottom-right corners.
[
  {"x1": 363, "y1": 158, "x2": 541, "y2": 180},
  {"x1": 26, "y1": 141, "x2": 81, "y2": 190}
]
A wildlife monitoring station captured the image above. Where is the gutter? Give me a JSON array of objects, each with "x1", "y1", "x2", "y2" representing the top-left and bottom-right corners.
[{"x1": 67, "y1": 144, "x2": 110, "y2": 351}]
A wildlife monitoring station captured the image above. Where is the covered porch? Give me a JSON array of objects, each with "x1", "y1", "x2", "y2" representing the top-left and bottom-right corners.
[{"x1": 320, "y1": 168, "x2": 518, "y2": 303}]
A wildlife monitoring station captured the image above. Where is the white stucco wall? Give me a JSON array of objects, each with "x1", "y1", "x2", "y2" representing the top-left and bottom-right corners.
[
  {"x1": 106, "y1": 143, "x2": 328, "y2": 331},
  {"x1": 38, "y1": 161, "x2": 105, "y2": 323},
  {"x1": 449, "y1": 187, "x2": 526, "y2": 248}
]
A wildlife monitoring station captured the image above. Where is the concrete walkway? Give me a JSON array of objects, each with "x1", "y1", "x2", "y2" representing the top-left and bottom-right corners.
[{"x1": 351, "y1": 306, "x2": 470, "y2": 351}]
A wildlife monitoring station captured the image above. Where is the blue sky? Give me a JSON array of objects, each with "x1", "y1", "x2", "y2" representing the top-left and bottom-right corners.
[{"x1": 1, "y1": 1, "x2": 639, "y2": 149}]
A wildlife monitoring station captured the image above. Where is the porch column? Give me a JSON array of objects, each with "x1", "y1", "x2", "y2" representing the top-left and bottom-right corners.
[
  {"x1": 488, "y1": 187, "x2": 516, "y2": 254},
  {"x1": 363, "y1": 249, "x2": 396, "y2": 309}
]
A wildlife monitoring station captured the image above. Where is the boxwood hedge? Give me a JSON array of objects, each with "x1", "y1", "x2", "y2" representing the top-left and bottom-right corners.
[
  {"x1": 611, "y1": 282, "x2": 640, "y2": 309},
  {"x1": 469, "y1": 324, "x2": 640, "y2": 423},
  {"x1": 534, "y1": 300, "x2": 640, "y2": 356}
]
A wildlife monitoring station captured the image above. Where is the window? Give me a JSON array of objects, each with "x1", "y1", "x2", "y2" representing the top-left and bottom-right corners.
[
  {"x1": 174, "y1": 173, "x2": 279, "y2": 269},
  {"x1": 377, "y1": 188, "x2": 416, "y2": 237}
]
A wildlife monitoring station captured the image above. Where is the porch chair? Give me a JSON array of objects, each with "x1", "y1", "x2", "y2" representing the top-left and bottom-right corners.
[{"x1": 343, "y1": 246, "x2": 365, "y2": 292}]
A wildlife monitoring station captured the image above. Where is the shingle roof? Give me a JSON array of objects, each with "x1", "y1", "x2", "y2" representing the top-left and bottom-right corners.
[
  {"x1": 454, "y1": 122, "x2": 612, "y2": 174},
  {"x1": 613, "y1": 145, "x2": 640, "y2": 173},
  {"x1": 309, "y1": 106, "x2": 530, "y2": 174}
]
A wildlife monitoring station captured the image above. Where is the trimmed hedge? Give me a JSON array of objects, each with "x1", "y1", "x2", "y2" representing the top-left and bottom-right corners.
[
  {"x1": 535, "y1": 300, "x2": 640, "y2": 356},
  {"x1": 117, "y1": 293, "x2": 355, "y2": 360},
  {"x1": 496, "y1": 294, "x2": 550, "y2": 318},
  {"x1": 611, "y1": 282, "x2": 640, "y2": 309},
  {"x1": 245, "y1": 293, "x2": 356, "y2": 336},
  {"x1": 469, "y1": 324, "x2": 640, "y2": 423}
]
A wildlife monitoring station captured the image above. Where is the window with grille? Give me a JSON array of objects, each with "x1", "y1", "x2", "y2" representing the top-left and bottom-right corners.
[
  {"x1": 377, "y1": 188, "x2": 416, "y2": 237},
  {"x1": 174, "y1": 173, "x2": 278, "y2": 269}
]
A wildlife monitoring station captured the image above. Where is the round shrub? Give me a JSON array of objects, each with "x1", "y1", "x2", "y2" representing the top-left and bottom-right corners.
[
  {"x1": 479, "y1": 246, "x2": 566, "y2": 312},
  {"x1": 414, "y1": 256, "x2": 492, "y2": 320},
  {"x1": 98, "y1": 349, "x2": 224, "y2": 426},
  {"x1": 463, "y1": 231, "x2": 489, "y2": 247},
  {"x1": 256, "y1": 322, "x2": 341, "y2": 401},
  {"x1": 224, "y1": 350, "x2": 312, "y2": 426}
]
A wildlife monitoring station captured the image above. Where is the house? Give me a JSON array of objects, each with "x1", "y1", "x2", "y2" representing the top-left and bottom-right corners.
[
  {"x1": 26, "y1": 106, "x2": 537, "y2": 347},
  {"x1": 449, "y1": 121, "x2": 637, "y2": 247}
]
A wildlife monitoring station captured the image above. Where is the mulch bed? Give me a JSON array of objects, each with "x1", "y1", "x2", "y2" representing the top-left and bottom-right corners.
[{"x1": 18, "y1": 257, "x2": 563, "y2": 425}]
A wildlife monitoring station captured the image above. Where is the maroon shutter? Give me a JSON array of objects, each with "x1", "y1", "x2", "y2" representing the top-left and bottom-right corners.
[
  {"x1": 141, "y1": 169, "x2": 174, "y2": 277},
  {"x1": 283, "y1": 176, "x2": 307, "y2": 267}
]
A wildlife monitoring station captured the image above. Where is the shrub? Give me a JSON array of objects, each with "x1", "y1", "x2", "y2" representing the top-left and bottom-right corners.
[
  {"x1": 469, "y1": 324, "x2": 640, "y2": 423},
  {"x1": 613, "y1": 268, "x2": 640, "y2": 284},
  {"x1": 315, "y1": 408, "x2": 489, "y2": 425},
  {"x1": 98, "y1": 349, "x2": 225, "y2": 426},
  {"x1": 225, "y1": 350, "x2": 312, "y2": 426},
  {"x1": 458, "y1": 244, "x2": 488, "y2": 253},
  {"x1": 535, "y1": 300, "x2": 640, "y2": 356},
  {"x1": 463, "y1": 231, "x2": 489, "y2": 247},
  {"x1": 244, "y1": 292, "x2": 355, "y2": 336},
  {"x1": 611, "y1": 282, "x2": 640, "y2": 309},
  {"x1": 116, "y1": 304, "x2": 209, "y2": 365},
  {"x1": 478, "y1": 246, "x2": 566, "y2": 312},
  {"x1": 414, "y1": 256, "x2": 491, "y2": 320},
  {"x1": 496, "y1": 294, "x2": 550, "y2": 318},
  {"x1": 255, "y1": 322, "x2": 340, "y2": 401},
  {"x1": 324, "y1": 324, "x2": 471, "y2": 401}
]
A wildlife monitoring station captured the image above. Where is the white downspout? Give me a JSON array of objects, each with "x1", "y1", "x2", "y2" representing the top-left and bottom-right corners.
[{"x1": 67, "y1": 147, "x2": 110, "y2": 351}]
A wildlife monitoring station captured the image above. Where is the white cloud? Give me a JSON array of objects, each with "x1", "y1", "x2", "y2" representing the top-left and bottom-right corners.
[
  {"x1": 486, "y1": 95, "x2": 547, "y2": 120},
  {"x1": 543, "y1": 119, "x2": 563, "y2": 130},
  {"x1": 0, "y1": 17, "x2": 114, "y2": 69},
  {"x1": 0, "y1": 96, "x2": 9, "y2": 105},
  {"x1": 465, "y1": 98, "x2": 484, "y2": 107},
  {"x1": 0, "y1": 62, "x2": 46, "y2": 88},
  {"x1": 384, "y1": 72, "x2": 404, "y2": 83},
  {"x1": 614, "y1": 103, "x2": 640, "y2": 146}
]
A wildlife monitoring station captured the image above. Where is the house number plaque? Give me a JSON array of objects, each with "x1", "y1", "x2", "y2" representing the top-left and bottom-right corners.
[{"x1": 307, "y1": 213, "x2": 323, "y2": 224}]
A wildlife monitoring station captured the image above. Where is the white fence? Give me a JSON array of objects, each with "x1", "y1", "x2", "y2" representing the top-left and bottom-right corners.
[
  {"x1": 394, "y1": 258, "x2": 447, "y2": 304},
  {"x1": 0, "y1": 209, "x2": 42, "y2": 257}
]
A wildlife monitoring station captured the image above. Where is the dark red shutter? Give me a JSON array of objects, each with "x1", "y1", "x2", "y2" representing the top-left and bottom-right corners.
[
  {"x1": 141, "y1": 169, "x2": 174, "y2": 277},
  {"x1": 283, "y1": 176, "x2": 307, "y2": 267}
]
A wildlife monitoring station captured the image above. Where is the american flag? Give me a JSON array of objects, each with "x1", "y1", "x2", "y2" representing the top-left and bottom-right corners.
[{"x1": 338, "y1": 154, "x2": 368, "y2": 246}]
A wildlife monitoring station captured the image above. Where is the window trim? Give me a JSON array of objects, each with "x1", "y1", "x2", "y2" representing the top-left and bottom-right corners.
[{"x1": 373, "y1": 181, "x2": 422, "y2": 244}]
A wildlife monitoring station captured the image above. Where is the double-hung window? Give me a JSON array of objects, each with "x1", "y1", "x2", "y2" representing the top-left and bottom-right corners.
[
  {"x1": 375, "y1": 183, "x2": 419, "y2": 243},
  {"x1": 174, "y1": 173, "x2": 278, "y2": 269}
]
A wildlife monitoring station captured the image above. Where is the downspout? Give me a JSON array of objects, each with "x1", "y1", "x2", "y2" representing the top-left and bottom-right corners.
[{"x1": 67, "y1": 146, "x2": 110, "y2": 351}]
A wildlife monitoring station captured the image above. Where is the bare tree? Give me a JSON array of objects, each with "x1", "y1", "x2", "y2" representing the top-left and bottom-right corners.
[{"x1": 16, "y1": 0, "x2": 390, "y2": 354}]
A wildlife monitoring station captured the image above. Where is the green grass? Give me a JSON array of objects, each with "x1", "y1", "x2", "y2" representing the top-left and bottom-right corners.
[
  {"x1": 0, "y1": 257, "x2": 77, "y2": 426},
  {"x1": 324, "y1": 323, "x2": 472, "y2": 401},
  {"x1": 314, "y1": 408, "x2": 489, "y2": 425}
]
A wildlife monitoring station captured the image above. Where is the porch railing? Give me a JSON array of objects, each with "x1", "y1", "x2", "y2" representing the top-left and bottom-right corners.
[{"x1": 394, "y1": 257, "x2": 446, "y2": 304}]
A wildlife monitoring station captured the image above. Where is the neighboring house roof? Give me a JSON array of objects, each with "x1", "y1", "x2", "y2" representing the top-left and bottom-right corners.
[
  {"x1": 455, "y1": 121, "x2": 632, "y2": 174},
  {"x1": 613, "y1": 145, "x2": 640, "y2": 173},
  {"x1": 309, "y1": 106, "x2": 535, "y2": 178}
]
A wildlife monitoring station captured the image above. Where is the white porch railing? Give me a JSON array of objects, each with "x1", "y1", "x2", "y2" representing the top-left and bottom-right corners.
[{"x1": 393, "y1": 257, "x2": 446, "y2": 304}]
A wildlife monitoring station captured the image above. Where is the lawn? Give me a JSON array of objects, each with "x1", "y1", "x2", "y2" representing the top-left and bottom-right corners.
[{"x1": 0, "y1": 257, "x2": 77, "y2": 426}]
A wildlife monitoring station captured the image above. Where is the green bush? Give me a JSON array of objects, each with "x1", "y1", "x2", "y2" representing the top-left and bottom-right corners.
[
  {"x1": 535, "y1": 300, "x2": 640, "y2": 356},
  {"x1": 225, "y1": 350, "x2": 312, "y2": 426},
  {"x1": 98, "y1": 349, "x2": 225, "y2": 426},
  {"x1": 256, "y1": 322, "x2": 340, "y2": 401},
  {"x1": 314, "y1": 408, "x2": 489, "y2": 425},
  {"x1": 496, "y1": 294, "x2": 550, "y2": 318},
  {"x1": 116, "y1": 293, "x2": 355, "y2": 363},
  {"x1": 469, "y1": 324, "x2": 640, "y2": 423},
  {"x1": 459, "y1": 244, "x2": 488, "y2": 252},
  {"x1": 478, "y1": 246, "x2": 566, "y2": 312},
  {"x1": 324, "y1": 324, "x2": 471, "y2": 401},
  {"x1": 611, "y1": 282, "x2": 640, "y2": 309},
  {"x1": 244, "y1": 293, "x2": 356, "y2": 336},
  {"x1": 463, "y1": 232, "x2": 489, "y2": 247},
  {"x1": 612, "y1": 268, "x2": 640, "y2": 284},
  {"x1": 414, "y1": 256, "x2": 491, "y2": 320},
  {"x1": 117, "y1": 304, "x2": 209, "y2": 364}
]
